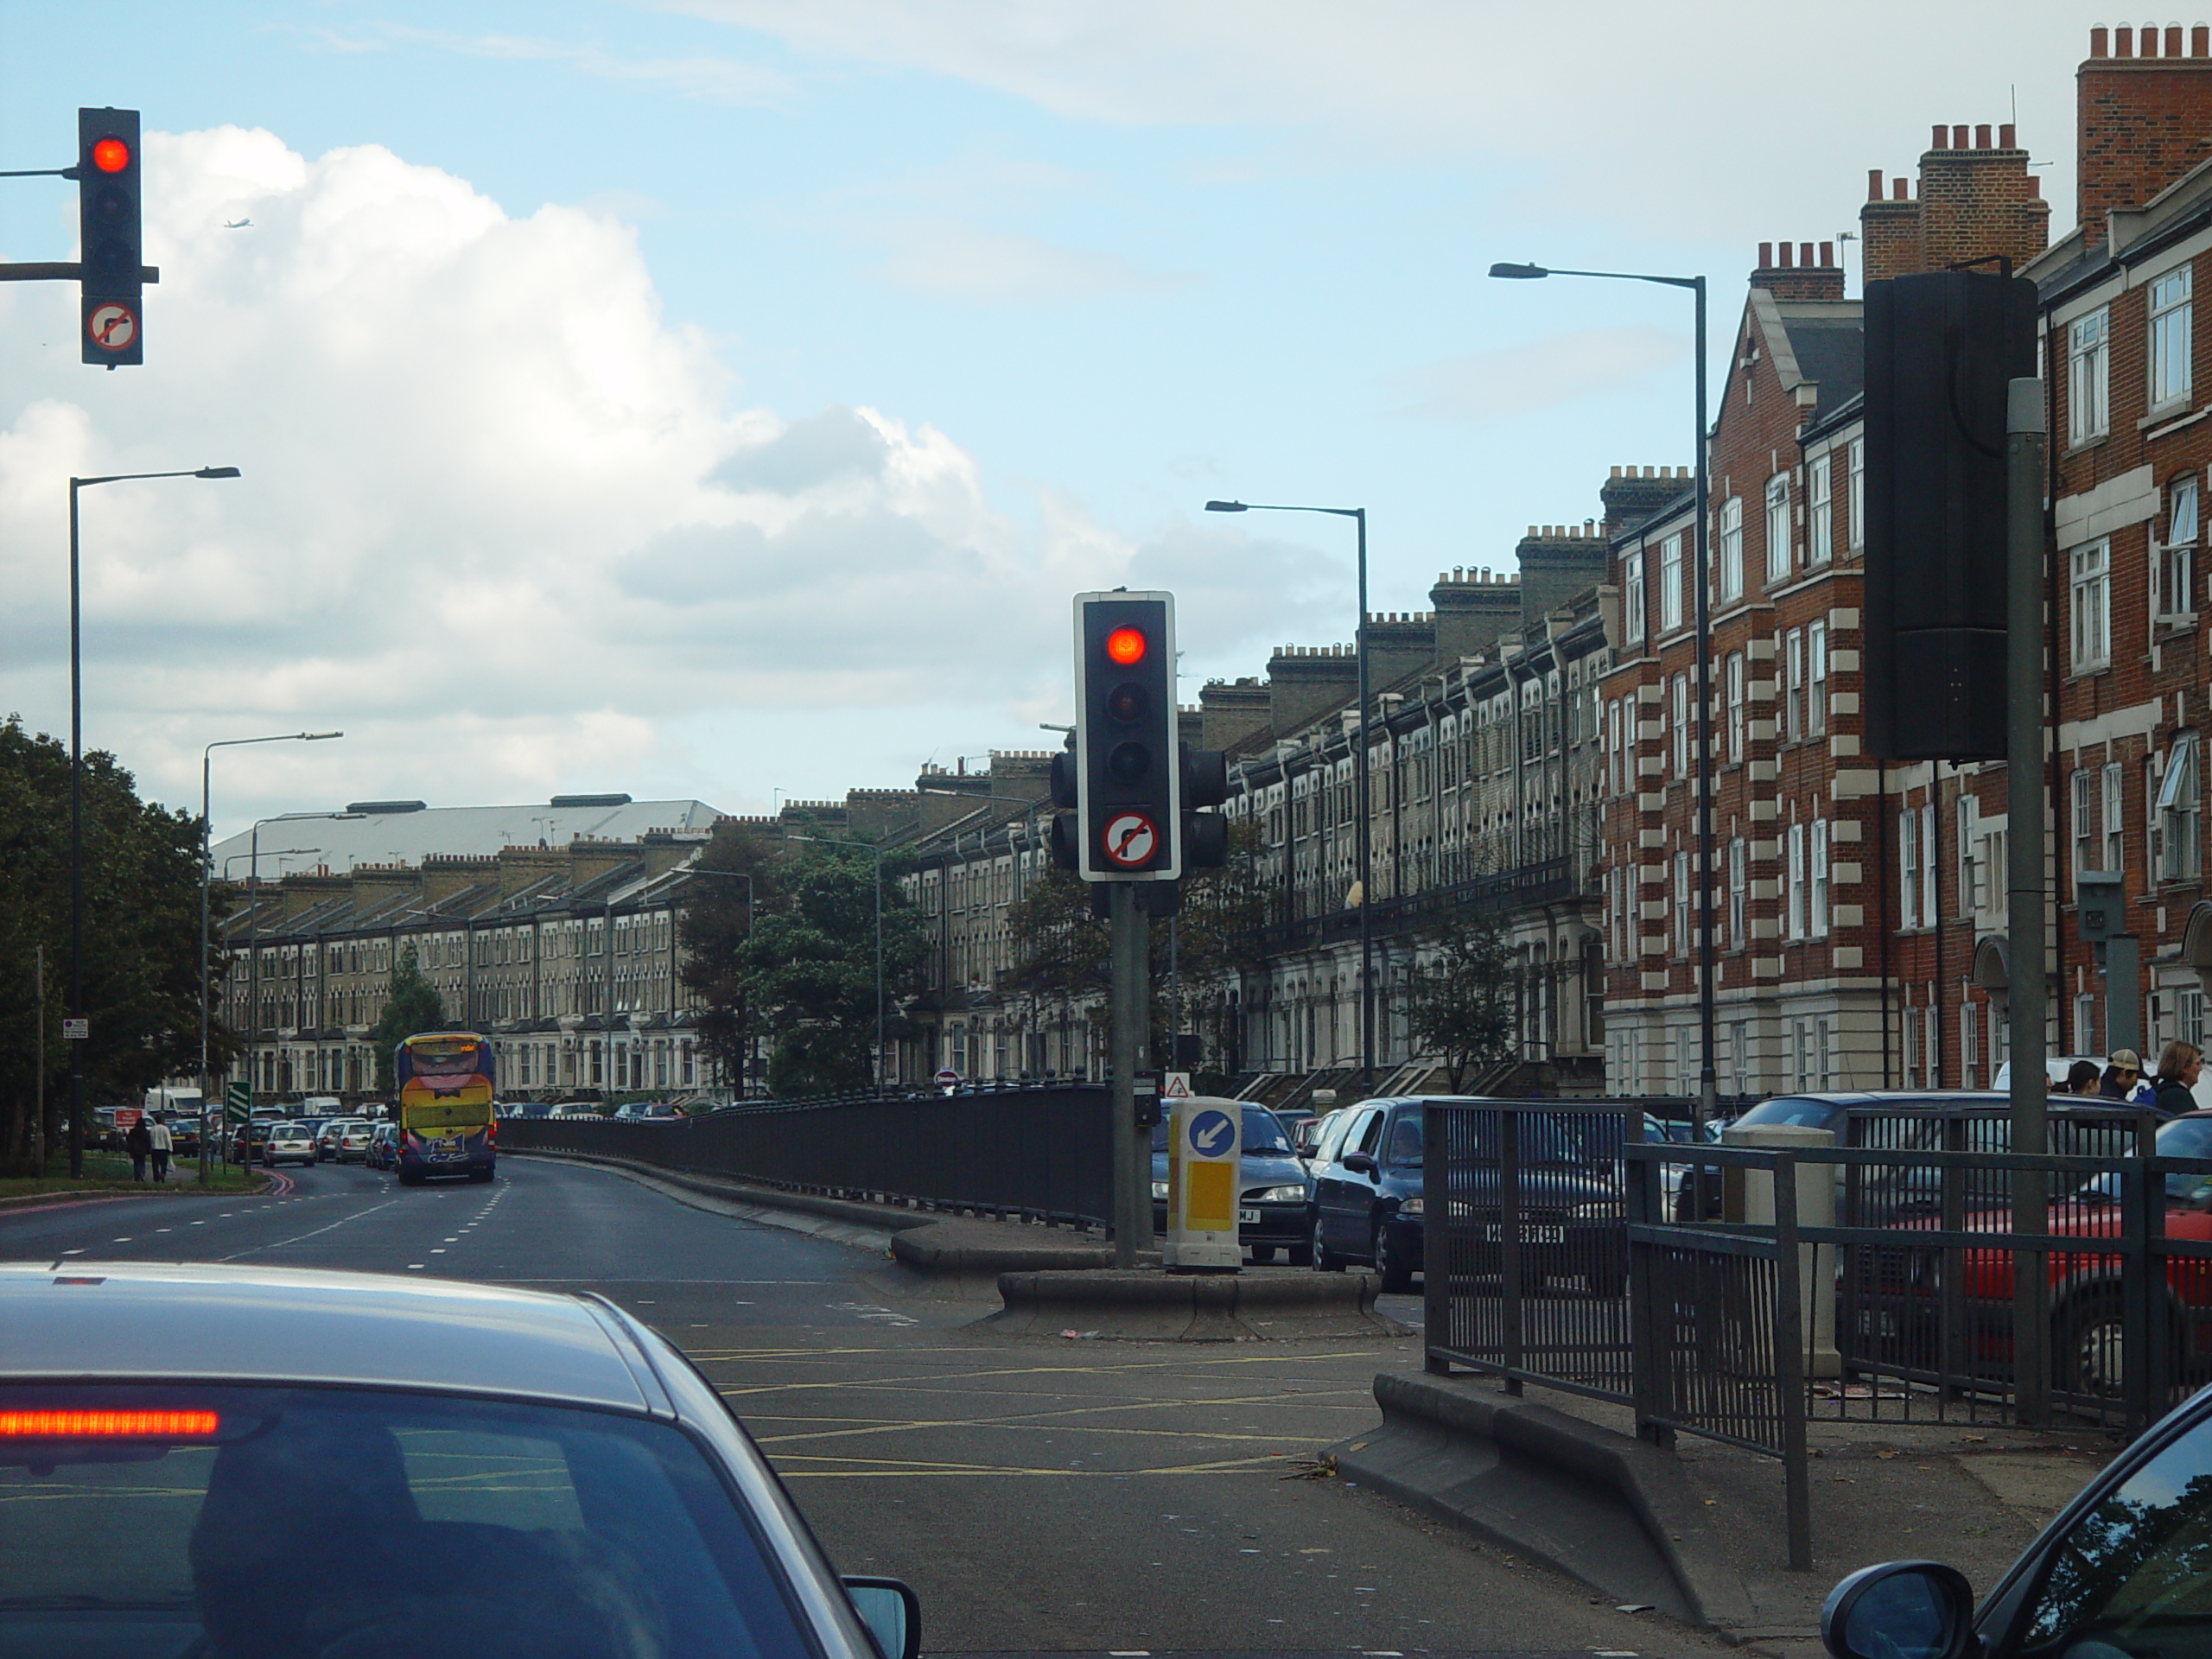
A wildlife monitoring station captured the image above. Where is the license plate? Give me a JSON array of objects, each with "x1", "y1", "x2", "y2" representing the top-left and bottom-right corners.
[
  {"x1": 1238, "y1": 1208, "x2": 1262, "y2": 1224},
  {"x1": 1482, "y1": 1224, "x2": 1566, "y2": 1243}
]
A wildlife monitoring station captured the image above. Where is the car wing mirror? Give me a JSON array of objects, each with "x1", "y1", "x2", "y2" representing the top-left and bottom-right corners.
[
  {"x1": 1821, "y1": 1560, "x2": 1975, "y2": 1659},
  {"x1": 1343, "y1": 1153, "x2": 1379, "y2": 1176},
  {"x1": 842, "y1": 1577, "x2": 920, "y2": 1659}
]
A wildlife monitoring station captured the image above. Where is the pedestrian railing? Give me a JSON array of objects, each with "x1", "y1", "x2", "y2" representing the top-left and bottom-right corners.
[
  {"x1": 1424, "y1": 1106, "x2": 2212, "y2": 1573},
  {"x1": 499, "y1": 1084, "x2": 1116, "y2": 1230}
]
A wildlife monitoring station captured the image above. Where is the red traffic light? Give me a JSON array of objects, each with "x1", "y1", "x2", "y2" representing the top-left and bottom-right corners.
[
  {"x1": 1104, "y1": 626, "x2": 1147, "y2": 665},
  {"x1": 91, "y1": 137, "x2": 130, "y2": 174}
]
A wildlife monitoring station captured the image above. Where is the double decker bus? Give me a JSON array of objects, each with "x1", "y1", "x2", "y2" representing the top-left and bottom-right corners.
[{"x1": 392, "y1": 1032, "x2": 496, "y2": 1185}]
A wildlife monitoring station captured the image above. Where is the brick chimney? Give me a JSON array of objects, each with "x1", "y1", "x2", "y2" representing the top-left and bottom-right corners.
[
  {"x1": 1860, "y1": 123, "x2": 2049, "y2": 281},
  {"x1": 1516, "y1": 524, "x2": 1610, "y2": 624},
  {"x1": 1599, "y1": 464, "x2": 1693, "y2": 537},
  {"x1": 1199, "y1": 677, "x2": 1272, "y2": 750},
  {"x1": 1428, "y1": 568, "x2": 1522, "y2": 663},
  {"x1": 2079, "y1": 25, "x2": 2212, "y2": 247},
  {"x1": 1750, "y1": 240, "x2": 1846, "y2": 302}
]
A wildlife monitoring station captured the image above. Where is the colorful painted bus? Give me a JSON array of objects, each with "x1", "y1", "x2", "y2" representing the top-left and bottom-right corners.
[{"x1": 392, "y1": 1032, "x2": 496, "y2": 1185}]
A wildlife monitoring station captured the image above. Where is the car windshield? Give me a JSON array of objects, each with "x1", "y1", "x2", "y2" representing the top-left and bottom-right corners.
[
  {"x1": 1732, "y1": 1097, "x2": 1844, "y2": 1129},
  {"x1": 0, "y1": 1383, "x2": 814, "y2": 1659},
  {"x1": 1241, "y1": 1107, "x2": 1293, "y2": 1155}
]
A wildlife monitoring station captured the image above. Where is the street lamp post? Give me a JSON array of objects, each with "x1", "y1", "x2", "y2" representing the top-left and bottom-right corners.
[
  {"x1": 65, "y1": 466, "x2": 239, "y2": 1178},
  {"x1": 786, "y1": 834, "x2": 887, "y2": 1088},
  {"x1": 1489, "y1": 261, "x2": 1716, "y2": 1125},
  {"x1": 1205, "y1": 499, "x2": 1376, "y2": 1090},
  {"x1": 200, "y1": 732, "x2": 341, "y2": 1179}
]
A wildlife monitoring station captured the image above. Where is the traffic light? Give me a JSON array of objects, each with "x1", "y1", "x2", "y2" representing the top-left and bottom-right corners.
[
  {"x1": 1181, "y1": 744, "x2": 1229, "y2": 869},
  {"x1": 1863, "y1": 269, "x2": 2037, "y2": 760},
  {"x1": 1049, "y1": 744, "x2": 1080, "y2": 871},
  {"x1": 1074, "y1": 592, "x2": 1180, "y2": 880},
  {"x1": 76, "y1": 108, "x2": 143, "y2": 367}
]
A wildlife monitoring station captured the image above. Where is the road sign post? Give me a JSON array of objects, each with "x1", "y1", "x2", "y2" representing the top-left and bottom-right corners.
[
  {"x1": 1166, "y1": 1097, "x2": 1241, "y2": 1272},
  {"x1": 1107, "y1": 881, "x2": 1154, "y2": 1265}
]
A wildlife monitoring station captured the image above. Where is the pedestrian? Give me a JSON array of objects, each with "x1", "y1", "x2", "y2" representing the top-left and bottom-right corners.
[
  {"x1": 2066, "y1": 1059, "x2": 2104, "y2": 1096},
  {"x1": 2101, "y1": 1048, "x2": 2145, "y2": 1101},
  {"x1": 124, "y1": 1116, "x2": 153, "y2": 1182},
  {"x1": 2152, "y1": 1042, "x2": 2204, "y2": 1117},
  {"x1": 146, "y1": 1113, "x2": 173, "y2": 1184}
]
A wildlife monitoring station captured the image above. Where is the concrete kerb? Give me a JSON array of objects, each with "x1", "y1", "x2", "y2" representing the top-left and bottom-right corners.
[
  {"x1": 1331, "y1": 1371, "x2": 1757, "y2": 1636},
  {"x1": 982, "y1": 1268, "x2": 1410, "y2": 1340}
]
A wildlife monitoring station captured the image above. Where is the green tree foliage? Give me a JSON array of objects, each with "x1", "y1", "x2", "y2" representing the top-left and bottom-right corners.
[
  {"x1": 368, "y1": 944, "x2": 448, "y2": 1096},
  {"x1": 736, "y1": 843, "x2": 928, "y2": 1098},
  {"x1": 0, "y1": 717, "x2": 226, "y2": 1175},
  {"x1": 675, "y1": 827, "x2": 775, "y2": 1096},
  {"x1": 1001, "y1": 821, "x2": 1274, "y2": 1073},
  {"x1": 1402, "y1": 915, "x2": 1519, "y2": 1091}
]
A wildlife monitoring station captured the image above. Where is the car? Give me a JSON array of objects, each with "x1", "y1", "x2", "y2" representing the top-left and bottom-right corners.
[
  {"x1": 614, "y1": 1102, "x2": 682, "y2": 1122},
  {"x1": 0, "y1": 1262, "x2": 919, "y2": 1659},
  {"x1": 314, "y1": 1117, "x2": 365, "y2": 1160},
  {"x1": 229, "y1": 1117, "x2": 284, "y2": 1166},
  {"x1": 334, "y1": 1122, "x2": 374, "y2": 1162},
  {"x1": 262, "y1": 1124, "x2": 316, "y2": 1167},
  {"x1": 1148, "y1": 1101, "x2": 1313, "y2": 1265},
  {"x1": 1821, "y1": 1374, "x2": 2212, "y2": 1659},
  {"x1": 1311, "y1": 1097, "x2": 1626, "y2": 1295},
  {"x1": 362, "y1": 1122, "x2": 400, "y2": 1171}
]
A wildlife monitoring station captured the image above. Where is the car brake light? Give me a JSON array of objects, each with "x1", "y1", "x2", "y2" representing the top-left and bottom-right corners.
[{"x1": 0, "y1": 1409, "x2": 219, "y2": 1438}]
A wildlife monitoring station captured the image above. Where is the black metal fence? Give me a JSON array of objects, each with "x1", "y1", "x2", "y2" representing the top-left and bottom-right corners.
[
  {"x1": 499, "y1": 1084, "x2": 1116, "y2": 1229},
  {"x1": 1422, "y1": 1098, "x2": 2212, "y2": 1572}
]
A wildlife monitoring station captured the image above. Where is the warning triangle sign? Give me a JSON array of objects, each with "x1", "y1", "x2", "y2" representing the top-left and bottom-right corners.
[{"x1": 1162, "y1": 1071, "x2": 1192, "y2": 1100}]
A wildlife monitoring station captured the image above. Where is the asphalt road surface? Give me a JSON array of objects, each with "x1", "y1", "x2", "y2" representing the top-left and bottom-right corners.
[{"x1": 0, "y1": 1154, "x2": 1732, "y2": 1659}]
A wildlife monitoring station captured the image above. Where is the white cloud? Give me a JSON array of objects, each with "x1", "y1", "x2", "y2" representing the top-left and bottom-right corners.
[
  {"x1": 868, "y1": 219, "x2": 1185, "y2": 302},
  {"x1": 0, "y1": 126, "x2": 1313, "y2": 830},
  {"x1": 1399, "y1": 326, "x2": 1688, "y2": 423}
]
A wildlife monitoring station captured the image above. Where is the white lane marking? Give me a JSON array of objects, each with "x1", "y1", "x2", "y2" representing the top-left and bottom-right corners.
[
  {"x1": 407, "y1": 1262, "x2": 425, "y2": 1269},
  {"x1": 219, "y1": 1198, "x2": 404, "y2": 1262}
]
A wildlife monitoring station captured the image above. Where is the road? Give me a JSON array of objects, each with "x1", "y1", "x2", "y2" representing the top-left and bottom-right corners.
[{"x1": 0, "y1": 1154, "x2": 1731, "y2": 1659}]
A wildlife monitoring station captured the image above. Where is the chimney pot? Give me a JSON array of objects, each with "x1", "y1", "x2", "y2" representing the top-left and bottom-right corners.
[
  {"x1": 1868, "y1": 166, "x2": 1884, "y2": 202},
  {"x1": 2145, "y1": 24, "x2": 2160, "y2": 57},
  {"x1": 1799, "y1": 241, "x2": 1815, "y2": 267},
  {"x1": 1777, "y1": 241, "x2": 1794, "y2": 268},
  {"x1": 2169, "y1": 24, "x2": 2185, "y2": 57},
  {"x1": 1610, "y1": 464, "x2": 1622, "y2": 477},
  {"x1": 2119, "y1": 24, "x2": 2135, "y2": 55},
  {"x1": 2091, "y1": 25, "x2": 2109, "y2": 56},
  {"x1": 1975, "y1": 123, "x2": 1993, "y2": 149},
  {"x1": 1999, "y1": 122, "x2": 2017, "y2": 149},
  {"x1": 1643, "y1": 465, "x2": 1656, "y2": 477},
  {"x1": 1893, "y1": 176, "x2": 1909, "y2": 200},
  {"x1": 1758, "y1": 240, "x2": 1773, "y2": 267},
  {"x1": 1953, "y1": 124, "x2": 1969, "y2": 149},
  {"x1": 1820, "y1": 240, "x2": 1834, "y2": 266},
  {"x1": 2196, "y1": 24, "x2": 2209, "y2": 54},
  {"x1": 1932, "y1": 123, "x2": 1948, "y2": 149}
]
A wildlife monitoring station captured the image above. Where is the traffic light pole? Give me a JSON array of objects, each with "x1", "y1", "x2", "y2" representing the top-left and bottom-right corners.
[
  {"x1": 1109, "y1": 882, "x2": 1154, "y2": 1267},
  {"x1": 2005, "y1": 375, "x2": 2050, "y2": 1427}
]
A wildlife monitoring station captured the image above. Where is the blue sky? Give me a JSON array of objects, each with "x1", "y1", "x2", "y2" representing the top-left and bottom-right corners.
[{"x1": 0, "y1": 2, "x2": 2099, "y2": 833}]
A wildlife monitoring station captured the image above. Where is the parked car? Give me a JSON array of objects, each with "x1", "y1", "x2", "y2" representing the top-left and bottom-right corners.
[
  {"x1": 229, "y1": 1116, "x2": 283, "y2": 1166},
  {"x1": 1821, "y1": 1373, "x2": 2212, "y2": 1659},
  {"x1": 1312, "y1": 1097, "x2": 1625, "y2": 1295},
  {"x1": 262, "y1": 1123, "x2": 316, "y2": 1168},
  {"x1": 314, "y1": 1118, "x2": 364, "y2": 1160},
  {"x1": 1148, "y1": 1102, "x2": 1313, "y2": 1265},
  {"x1": 0, "y1": 1262, "x2": 921, "y2": 1659},
  {"x1": 614, "y1": 1102, "x2": 681, "y2": 1122}
]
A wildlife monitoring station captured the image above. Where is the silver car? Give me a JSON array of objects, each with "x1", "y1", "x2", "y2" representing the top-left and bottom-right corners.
[
  {"x1": 262, "y1": 1124, "x2": 317, "y2": 1167},
  {"x1": 0, "y1": 1262, "x2": 919, "y2": 1659}
]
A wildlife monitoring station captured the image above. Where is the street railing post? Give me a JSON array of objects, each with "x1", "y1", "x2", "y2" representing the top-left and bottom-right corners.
[
  {"x1": 1773, "y1": 1152, "x2": 1813, "y2": 1573},
  {"x1": 1499, "y1": 1110, "x2": 1524, "y2": 1394},
  {"x1": 1424, "y1": 1102, "x2": 1450, "y2": 1374}
]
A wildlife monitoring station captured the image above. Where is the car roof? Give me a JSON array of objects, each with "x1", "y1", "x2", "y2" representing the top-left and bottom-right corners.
[{"x1": 0, "y1": 1262, "x2": 657, "y2": 1413}]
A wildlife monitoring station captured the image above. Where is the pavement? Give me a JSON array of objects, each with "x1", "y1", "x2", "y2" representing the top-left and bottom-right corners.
[{"x1": 0, "y1": 1150, "x2": 2118, "y2": 1659}]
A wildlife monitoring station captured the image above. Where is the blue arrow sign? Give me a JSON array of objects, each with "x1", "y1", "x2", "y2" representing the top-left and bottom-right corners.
[{"x1": 1187, "y1": 1108, "x2": 1235, "y2": 1158}]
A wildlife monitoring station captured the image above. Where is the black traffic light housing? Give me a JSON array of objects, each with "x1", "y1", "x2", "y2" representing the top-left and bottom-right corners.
[
  {"x1": 1863, "y1": 269, "x2": 2037, "y2": 761},
  {"x1": 1074, "y1": 591, "x2": 1180, "y2": 880},
  {"x1": 1181, "y1": 744, "x2": 1229, "y2": 870},
  {"x1": 75, "y1": 108, "x2": 143, "y2": 367},
  {"x1": 1048, "y1": 744, "x2": 1079, "y2": 871}
]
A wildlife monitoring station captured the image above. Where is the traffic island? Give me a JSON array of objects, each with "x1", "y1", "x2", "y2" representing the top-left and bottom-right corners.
[
  {"x1": 981, "y1": 1268, "x2": 1408, "y2": 1340},
  {"x1": 1329, "y1": 1371, "x2": 1754, "y2": 1633}
]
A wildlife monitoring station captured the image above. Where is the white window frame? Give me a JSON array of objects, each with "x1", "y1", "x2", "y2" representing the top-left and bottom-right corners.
[
  {"x1": 2162, "y1": 474, "x2": 2200, "y2": 620},
  {"x1": 1727, "y1": 836, "x2": 1746, "y2": 947},
  {"x1": 1673, "y1": 849, "x2": 1691, "y2": 957},
  {"x1": 1847, "y1": 439, "x2": 1866, "y2": 551},
  {"x1": 1726, "y1": 651, "x2": 1745, "y2": 762},
  {"x1": 1783, "y1": 627, "x2": 1805, "y2": 741},
  {"x1": 2158, "y1": 732, "x2": 2202, "y2": 882},
  {"x1": 2069, "y1": 306, "x2": 2111, "y2": 444},
  {"x1": 2071, "y1": 539, "x2": 2111, "y2": 672},
  {"x1": 1898, "y1": 806, "x2": 1923, "y2": 930},
  {"x1": 1810, "y1": 818, "x2": 1830, "y2": 937},
  {"x1": 2104, "y1": 763, "x2": 2126, "y2": 877},
  {"x1": 2150, "y1": 263, "x2": 2195, "y2": 411},
  {"x1": 1765, "y1": 473, "x2": 1791, "y2": 583},
  {"x1": 1808, "y1": 453, "x2": 1834, "y2": 564},
  {"x1": 1807, "y1": 619, "x2": 1828, "y2": 737},
  {"x1": 1719, "y1": 497, "x2": 1744, "y2": 601},
  {"x1": 1919, "y1": 804, "x2": 1936, "y2": 926},
  {"x1": 2149, "y1": 755, "x2": 2166, "y2": 885},
  {"x1": 2072, "y1": 767, "x2": 2095, "y2": 894},
  {"x1": 1786, "y1": 821, "x2": 1807, "y2": 940},
  {"x1": 1658, "y1": 533, "x2": 1684, "y2": 632},
  {"x1": 1623, "y1": 549, "x2": 1646, "y2": 645},
  {"x1": 1670, "y1": 672, "x2": 1688, "y2": 779}
]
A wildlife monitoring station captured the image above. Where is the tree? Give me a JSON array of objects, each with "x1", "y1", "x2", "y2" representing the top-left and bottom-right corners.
[
  {"x1": 736, "y1": 843, "x2": 928, "y2": 1098},
  {"x1": 368, "y1": 944, "x2": 447, "y2": 1096},
  {"x1": 1401, "y1": 915, "x2": 1519, "y2": 1091},
  {"x1": 0, "y1": 717, "x2": 227, "y2": 1176},
  {"x1": 675, "y1": 826, "x2": 775, "y2": 1096}
]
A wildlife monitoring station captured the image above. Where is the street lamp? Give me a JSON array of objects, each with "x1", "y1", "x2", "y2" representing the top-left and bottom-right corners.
[
  {"x1": 786, "y1": 834, "x2": 887, "y2": 1089},
  {"x1": 1205, "y1": 498, "x2": 1376, "y2": 1090},
  {"x1": 200, "y1": 731, "x2": 341, "y2": 1178},
  {"x1": 1489, "y1": 259, "x2": 1716, "y2": 1123},
  {"x1": 65, "y1": 465, "x2": 240, "y2": 1177}
]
